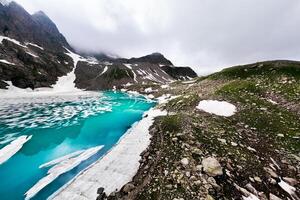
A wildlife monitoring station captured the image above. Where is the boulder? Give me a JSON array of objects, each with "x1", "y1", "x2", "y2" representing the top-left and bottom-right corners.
[{"x1": 202, "y1": 157, "x2": 223, "y2": 177}]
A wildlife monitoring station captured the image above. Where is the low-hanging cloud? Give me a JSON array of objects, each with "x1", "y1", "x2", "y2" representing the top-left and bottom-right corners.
[{"x1": 15, "y1": 0, "x2": 300, "y2": 74}]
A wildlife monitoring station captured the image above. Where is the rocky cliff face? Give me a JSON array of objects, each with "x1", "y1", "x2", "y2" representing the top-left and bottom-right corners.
[
  {"x1": 0, "y1": 1, "x2": 198, "y2": 91},
  {"x1": 0, "y1": 1, "x2": 74, "y2": 89}
]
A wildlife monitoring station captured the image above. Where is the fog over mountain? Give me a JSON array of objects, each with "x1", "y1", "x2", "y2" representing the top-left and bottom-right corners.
[{"x1": 15, "y1": 0, "x2": 300, "y2": 74}]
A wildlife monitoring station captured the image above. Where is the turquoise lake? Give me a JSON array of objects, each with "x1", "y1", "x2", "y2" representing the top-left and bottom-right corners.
[{"x1": 0, "y1": 91, "x2": 155, "y2": 200}]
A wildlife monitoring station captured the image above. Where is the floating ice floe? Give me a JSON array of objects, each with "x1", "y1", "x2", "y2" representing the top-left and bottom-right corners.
[
  {"x1": 0, "y1": 59, "x2": 15, "y2": 65},
  {"x1": 50, "y1": 109, "x2": 167, "y2": 200},
  {"x1": 25, "y1": 146, "x2": 103, "y2": 200},
  {"x1": 0, "y1": 135, "x2": 32, "y2": 165},
  {"x1": 196, "y1": 100, "x2": 237, "y2": 117}
]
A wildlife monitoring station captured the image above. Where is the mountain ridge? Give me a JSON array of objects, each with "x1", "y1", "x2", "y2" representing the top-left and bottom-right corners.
[{"x1": 0, "y1": 1, "x2": 198, "y2": 91}]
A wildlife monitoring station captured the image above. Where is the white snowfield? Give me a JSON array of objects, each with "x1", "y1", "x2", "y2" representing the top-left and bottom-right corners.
[
  {"x1": 50, "y1": 109, "x2": 167, "y2": 200},
  {"x1": 25, "y1": 146, "x2": 103, "y2": 200},
  {"x1": 51, "y1": 49, "x2": 83, "y2": 93},
  {"x1": 0, "y1": 135, "x2": 32, "y2": 165},
  {"x1": 0, "y1": 59, "x2": 15, "y2": 65},
  {"x1": 196, "y1": 100, "x2": 237, "y2": 117}
]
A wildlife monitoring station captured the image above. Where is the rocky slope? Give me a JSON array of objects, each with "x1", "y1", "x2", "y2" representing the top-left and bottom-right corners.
[
  {"x1": 0, "y1": 1, "x2": 74, "y2": 89},
  {"x1": 100, "y1": 60, "x2": 300, "y2": 200},
  {"x1": 74, "y1": 53, "x2": 197, "y2": 90},
  {"x1": 0, "y1": 1, "x2": 197, "y2": 91}
]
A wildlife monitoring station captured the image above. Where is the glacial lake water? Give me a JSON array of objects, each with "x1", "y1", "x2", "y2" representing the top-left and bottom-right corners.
[{"x1": 0, "y1": 91, "x2": 155, "y2": 200}]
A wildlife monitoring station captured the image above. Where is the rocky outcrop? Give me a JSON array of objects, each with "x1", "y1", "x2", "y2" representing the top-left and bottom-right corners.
[{"x1": 161, "y1": 65, "x2": 198, "y2": 80}]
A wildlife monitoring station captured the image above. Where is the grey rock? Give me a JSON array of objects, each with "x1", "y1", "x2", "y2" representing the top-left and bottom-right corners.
[{"x1": 202, "y1": 157, "x2": 223, "y2": 177}]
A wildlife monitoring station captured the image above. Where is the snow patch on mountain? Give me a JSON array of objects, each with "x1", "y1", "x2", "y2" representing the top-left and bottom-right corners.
[
  {"x1": 0, "y1": 35, "x2": 27, "y2": 48},
  {"x1": 0, "y1": 59, "x2": 15, "y2": 65}
]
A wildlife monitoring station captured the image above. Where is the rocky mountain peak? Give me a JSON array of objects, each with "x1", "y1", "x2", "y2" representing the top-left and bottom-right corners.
[
  {"x1": 128, "y1": 52, "x2": 173, "y2": 66},
  {"x1": 0, "y1": 0, "x2": 12, "y2": 6}
]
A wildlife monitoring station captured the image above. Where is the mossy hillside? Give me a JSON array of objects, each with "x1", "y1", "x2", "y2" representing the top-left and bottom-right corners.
[{"x1": 107, "y1": 61, "x2": 300, "y2": 200}]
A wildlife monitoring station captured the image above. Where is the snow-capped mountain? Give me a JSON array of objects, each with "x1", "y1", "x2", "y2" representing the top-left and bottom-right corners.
[{"x1": 0, "y1": 1, "x2": 197, "y2": 91}]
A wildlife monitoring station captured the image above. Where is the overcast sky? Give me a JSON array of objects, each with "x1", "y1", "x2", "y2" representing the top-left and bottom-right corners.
[{"x1": 15, "y1": 0, "x2": 300, "y2": 74}]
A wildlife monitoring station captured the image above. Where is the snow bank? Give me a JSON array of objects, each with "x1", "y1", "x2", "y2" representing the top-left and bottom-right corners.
[
  {"x1": 124, "y1": 63, "x2": 132, "y2": 69},
  {"x1": 0, "y1": 49, "x2": 87, "y2": 98},
  {"x1": 99, "y1": 66, "x2": 108, "y2": 76},
  {"x1": 157, "y1": 94, "x2": 181, "y2": 104},
  {"x1": 0, "y1": 35, "x2": 27, "y2": 48},
  {"x1": 182, "y1": 80, "x2": 197, "y2": 84},
  {"x1": 0, "y1": 135, "x2": 32, "y2": 165},
  {"x1": 0, "y1": 59, "x2": 15, "y2": 65},
  {"x1": 51, "y1": 49, "x2": 83, "y2": 92},
  {"x1": 25, "y1": 146, "x2": 103, "y2": 200},
  {"x1": 50, "y1": 109, "x2": 167, "y2": 200},
  {"x1": 196, "y1": 100, "x2": 236, "y2": 117},
  {"x1": 25, "y1": 42, "x2": 44, "y2": 50}
]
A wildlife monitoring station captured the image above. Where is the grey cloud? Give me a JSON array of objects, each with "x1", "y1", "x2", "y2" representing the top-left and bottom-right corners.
[{"x1": 15, "y1": 0, "x2": 300, "y2": 74}]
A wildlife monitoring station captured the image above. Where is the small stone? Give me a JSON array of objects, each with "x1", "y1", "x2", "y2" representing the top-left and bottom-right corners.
[
  {"x1": 277, "y1": 134, "x2": 284, "y2": 137},
  {"x1": 123, "y1": 183, "x2": 135, "y2": 193},
  {"x1": 206, "y1": 195, "x2": 214, "y2": 200},
  {"x1": 194, "y1": 180, "x2": 201, "y2": 186},
  {"x1": 166, "y1": 184, "x2": 173, "y2": 189},
  {"x1": 202, "y1": 157, "x2": 223, "y2": 177},
  {"x1": 185, "y1": 171, "x2": 191, "y2": 177},
  {"x1": 264, "y1": 167, "x2": 278, "y2": 178},
  {"x1": 97, "y1": 187, "x2": 104, "y2": 194},
  {"x1": 180, "y1": 158, "x2": 189, "y2": 166},
  {"x1": 269, "y1": 193, "x2": 282, "y2": 200},
  {"x1": 231, "y1": 142, "x2": 238, "y2": 147},
  {"x1": 196, "y1": 165, "x2": 202, "y2": 171},
  {"x1": 254, "y1": 176, "x2": 262, "y2": 183},
  {"x1": 217, "y1": 138, "x2": 227, "y2": 144},
  {"x1": 247, "y1": 146, "x2": 257, "y2": 152}
]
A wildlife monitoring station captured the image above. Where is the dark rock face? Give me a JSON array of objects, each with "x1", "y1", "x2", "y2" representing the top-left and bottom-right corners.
[
  {"x1": 0, "y1": 1, "x2": 73, "y2": 89},
  {"x1": 161, "y1": 65, "x2": 198, "y2": 80},
  {"x1": 124, "y1": 52, "x2": 173, "y2": 66},
  {"x1": 0, "y1": 2, "x2": 70, "y2": 51},
  {"x1": 74, "y1": 61, "x2": 175, "y2": 90}
]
